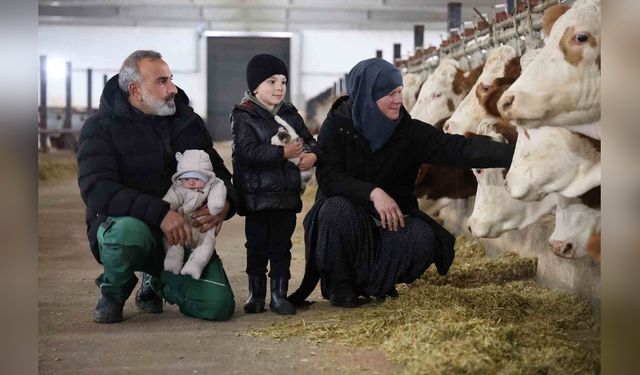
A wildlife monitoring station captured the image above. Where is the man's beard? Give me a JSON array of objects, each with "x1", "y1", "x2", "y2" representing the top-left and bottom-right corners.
[{"x1": 141, "y1": 90, "x2": 176, "y2": 116}]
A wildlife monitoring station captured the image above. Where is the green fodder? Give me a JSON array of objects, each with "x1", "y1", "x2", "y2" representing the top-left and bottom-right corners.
[{"x1": 252, "y1": 236, "x2": 600, "y2": 374}]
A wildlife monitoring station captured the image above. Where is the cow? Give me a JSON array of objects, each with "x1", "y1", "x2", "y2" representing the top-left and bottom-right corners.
[
  {"x1": 443, "y1": 45, "x2": 522, "y2": 135},
  {"x1": 505, "y1": 126, "x2": 600, "y2": 201},
  {"x1": 498, "y1": 0, "x2": 601, "y2": 131},
  {"x1": 414, "y1": 118, "x2": 478, "y2": 217},
  {"x1": 411, "y1": 60, "x2": 482, "y2": 217},
  {"x1": 410, "y1": 58, "x2": 483, "y2": 126},
  {"x1": 549, "y1": 186, "x2": 601, "y2": 260},
  {"x1": 466, "y1": 119, "x2": 559, "y2": 238},
  {"x1": 402, "y1": 72, "x2": 423, "y2": 112},
  {"x1": 415, "y1": 164, "x2": 478, "y2": 202}
]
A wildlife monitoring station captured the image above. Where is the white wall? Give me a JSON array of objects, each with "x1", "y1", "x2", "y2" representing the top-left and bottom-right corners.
[
  {"x1": 38, "y1": 25, "x2": 444, "y2": 118},
  {"x1": 38, "y1": 25, "x2": 206, "y2": 114},
  {"x1": 299, "y1": 29, "x2": 443, "y2": 102}
]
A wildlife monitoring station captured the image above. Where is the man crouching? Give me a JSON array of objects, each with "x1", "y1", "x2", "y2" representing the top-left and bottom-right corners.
[{"x1": 77, "y1": 50, "x2": 237, "y2": 323}]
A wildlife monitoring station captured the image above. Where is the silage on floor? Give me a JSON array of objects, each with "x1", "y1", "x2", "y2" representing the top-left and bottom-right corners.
[{"x1": 251, "y1": 236, "x2": 600, "y2": 374}]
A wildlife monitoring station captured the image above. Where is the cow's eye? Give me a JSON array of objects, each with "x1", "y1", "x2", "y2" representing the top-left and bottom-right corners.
[
  {"x1": 475, "y1": 169, "x2": 482, "y2": 175},
  {"x1": 481, "y1": 83, "x2": 490, "y2": 92},
  {"x1": 435, "y1": 93, "x2": 442, "y2": 98},
  {"x1": 575, "y1": 33, "x2": 589, "y2": 43}
]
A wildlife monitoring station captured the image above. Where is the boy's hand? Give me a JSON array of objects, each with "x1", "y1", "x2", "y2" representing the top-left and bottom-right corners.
[
  {"x1": 298, "y1": 152, "x2": 317, "y2": 171},
  {"x1": 161, "y1": 210, "x2": 192, "y2": 246},
  {"x1": 283, "y1": 140, "x2": 303, "y2": 159}
]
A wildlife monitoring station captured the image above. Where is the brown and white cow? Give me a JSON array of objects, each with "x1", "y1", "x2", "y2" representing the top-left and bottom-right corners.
[
  {"x1": 411, "y1": 60, "x2": 482, "y2": 216},
  {"x1": 402, "y1": 72, "x2": 423, "y2": 112},
  {"x1": 505, "y1": 126, "x2": 600, "y2": 201},
  {"x1": 549, "y1": 187, "x2": 601, "y2": 260},
  {"x1": 414, "y1": 119, "x2": 478, "y2": 217},
  {"x1": 498, "y1": 0, "x2": 601, "y2": 129},
  {"x1": 443, "y1": 45, "x2": 523, "y2": 135},
  {"x1": 410, "y1": 58, "x2": 483, "y2": 126},
  {"x1": 466, "y1": 119, "x2": 559, "y2": 238}
]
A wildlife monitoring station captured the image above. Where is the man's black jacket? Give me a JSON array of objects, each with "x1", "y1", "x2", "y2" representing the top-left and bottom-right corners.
[{"x1": 77, "y1": 75, "x2": 237, "y2": 263}]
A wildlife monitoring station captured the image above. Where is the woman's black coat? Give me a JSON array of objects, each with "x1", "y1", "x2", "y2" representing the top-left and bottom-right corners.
[
  {"x1": 230, "y1": 101, "x2": 320, "y2": 215},
  {"x1": 289, "y1": 96, "x2": 514, "y2": 304}
]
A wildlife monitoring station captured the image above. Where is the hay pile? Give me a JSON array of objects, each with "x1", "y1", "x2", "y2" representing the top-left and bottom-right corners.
[
  {"x1": 38, "y1": 156, "x2": 77, "y2": 183},
  {"x1": 252, "y1": 236, "x2": 600, "y2": 374}
]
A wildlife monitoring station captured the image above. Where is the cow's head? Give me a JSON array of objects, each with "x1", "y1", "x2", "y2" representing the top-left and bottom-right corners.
[
  {"x1": 504, "y1": 126, "x2": 601, "y2": 201},
  {"x1": 499, "y1": 0, "x2": 601, "y2": 127},
  {"x1": 466, "y1": 120, "x2": 557, "y2": 238},
  {"x1": 402, "y1": 72, "x2": 423, "y2": 112},
  {"x1": 444, "y1": 45, "x2": 520, "y2": 135},
  {"x1": 549, "y1": 194, "x2": 601, "y2": 259},
  {"x1": 410, "y1": 59, "x2": 482, "y2": 126}
]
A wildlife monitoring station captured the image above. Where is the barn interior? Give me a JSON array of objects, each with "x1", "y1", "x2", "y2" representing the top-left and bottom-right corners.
[{"x1": 38, "y1": 1, "x2": 602, "y2": 374}]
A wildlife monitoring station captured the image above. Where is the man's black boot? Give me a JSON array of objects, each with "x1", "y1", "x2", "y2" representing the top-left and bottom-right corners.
[
  {"x1": 269, "y1": 277, "x2": 296, "y2": 315},
  {"x1": 93, "y1": 294, "x2": 124, "y2": 324},
  {"x1": 244, "y1": 275, "x2": 266, "y2": 313},
  {"x1": 135, "y1": 273, "x2": 163, "y2": 313}
]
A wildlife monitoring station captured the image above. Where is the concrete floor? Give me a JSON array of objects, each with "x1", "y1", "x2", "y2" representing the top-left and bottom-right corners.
[{"x1": 38, "y1": 146, "x2": 399, "y2": 374}]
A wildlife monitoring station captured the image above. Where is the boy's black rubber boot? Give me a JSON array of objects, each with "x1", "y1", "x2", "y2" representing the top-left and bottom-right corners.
[
  {"x1": 244, "y1": 275, "x2": 267, "y2": 313},
  {"x1": 93, "y1": 295, "x2": 124, "y2": 324},
  {"x1": 269, "y1": 277, "x2": 296, "y2": 315},
  {"x1": 135, "y1": 273, "x2": 163, "y2": 313}
]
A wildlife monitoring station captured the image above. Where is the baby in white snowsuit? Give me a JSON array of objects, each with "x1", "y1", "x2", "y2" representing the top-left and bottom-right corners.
[{"x1": 163, "y1": 150, "x2": 227, "y2": 279}]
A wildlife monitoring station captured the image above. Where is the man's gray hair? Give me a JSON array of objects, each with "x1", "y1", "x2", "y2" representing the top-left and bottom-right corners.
[{"x1": 118, "y1": 50, "x2": 163, "y2": 95}]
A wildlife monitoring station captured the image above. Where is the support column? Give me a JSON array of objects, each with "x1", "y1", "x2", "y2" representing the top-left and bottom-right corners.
[
  {"x1": 39, "y1": 55, "x2": 48, "y2": 153},
  {"x1": 64, "y1": 61, "x2": 72, "y2": 130},
  {"x1": 393, "y1": 43, "x2": 401, "y2": 61},
  {"x1": 87, "y1": 68, "x2": 93, "y2": 113},
  {"x1": 414, "y1": 25, "x2": 425, "y2": 49},
  {"x1": 447, "y1": 2, "x2": 462, "y2": 31}
]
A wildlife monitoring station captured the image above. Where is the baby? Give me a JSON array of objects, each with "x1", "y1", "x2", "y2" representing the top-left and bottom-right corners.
[
  {"x1": 271, "y1": 115, "x2": 314, "y2": 192},
  {"x1": 162, "y1": 149, "x2": 227, "y2": 279}
]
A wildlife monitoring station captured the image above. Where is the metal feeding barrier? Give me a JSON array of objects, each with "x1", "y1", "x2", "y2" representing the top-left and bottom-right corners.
[
  {"x1": 305, "y1": 0, "x2": 564, "y2": 112},
  {"x1": 403, "y1": 0, "x2": 561, "y2": 75}
]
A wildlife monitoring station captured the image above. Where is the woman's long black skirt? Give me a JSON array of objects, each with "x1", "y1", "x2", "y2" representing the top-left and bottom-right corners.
[{"x1": 314, "y1": 196, "x2": 436, "y2": 298}]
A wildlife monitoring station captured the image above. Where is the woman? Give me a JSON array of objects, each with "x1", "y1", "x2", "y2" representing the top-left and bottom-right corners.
[{"x1": 288, "y1": 58, "x2": 514, "y2": 307}]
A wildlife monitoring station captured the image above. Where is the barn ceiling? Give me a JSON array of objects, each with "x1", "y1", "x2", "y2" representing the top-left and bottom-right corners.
[{"x1": 39, "y1": 0, "x2": 500, "y2": 31}]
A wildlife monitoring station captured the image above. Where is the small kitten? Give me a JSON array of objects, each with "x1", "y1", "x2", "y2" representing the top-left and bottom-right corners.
[{"x1": 271, "y1": 115, "x2": 314, "y2": 192}]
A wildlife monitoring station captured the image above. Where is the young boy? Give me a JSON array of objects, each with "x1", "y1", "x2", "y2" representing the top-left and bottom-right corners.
[{"x1": 230, "y1": 54, "x2": 320, "y2": 315}]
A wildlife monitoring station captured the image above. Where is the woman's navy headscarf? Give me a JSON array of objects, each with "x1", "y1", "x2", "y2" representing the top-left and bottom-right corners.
[{"x1": 346, "y1": 58, "x2": 403, "y2": 152}]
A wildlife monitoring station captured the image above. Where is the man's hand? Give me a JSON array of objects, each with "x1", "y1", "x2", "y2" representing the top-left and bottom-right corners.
[
  {"x1": 192, "y1": 200, "x2": 231, "y2": 235},
  {"x1": 297, "y1": 152, "x2": 317, "y2": 171},
  {"x1": 160, "y1": 210, "x2": 192, "y2": 246},
  {"x1": 370, "y1": 187, "x2": 405, "y2": 231},
  {"x1": 283, "y1": 140, "x2": 303, "y2": 159}
]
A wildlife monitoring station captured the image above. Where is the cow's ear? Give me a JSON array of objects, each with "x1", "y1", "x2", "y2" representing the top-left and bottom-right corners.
[
  {"x1": 433, "y1": 117, "x2": 450, "y2": 130},
  {"x1": 452, "y1": 68, "x2": 466, "y2": 95},
  {"x1": 493, "y1": 121, "x2": 518, "y2": 144},
  {"x1": 175, "y1": 152, "x2": 183, "y2": 161},
  {"x1": 542, "y1": 4, "x2": 571, "y2": 37}
]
